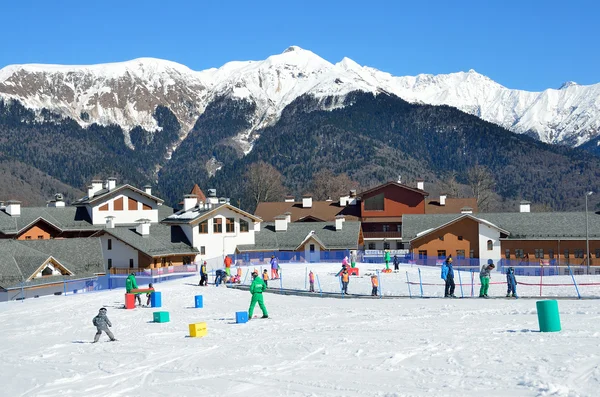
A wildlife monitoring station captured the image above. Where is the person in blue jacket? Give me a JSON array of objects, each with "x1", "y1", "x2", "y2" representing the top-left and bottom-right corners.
[
  {"x1": 441, "y1": 257, "x2": 456, "y2": 298},
  {"x1": 506, "y1": 266, "x2": 518, "y2": 298}
]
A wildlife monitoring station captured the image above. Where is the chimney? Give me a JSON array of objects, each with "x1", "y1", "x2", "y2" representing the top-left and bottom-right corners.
[
  {"x1": 274, "y1": 215, "x2": 288, "y2": 232},
  {"x1": 47, "y1": 193, "x2": 65, "y2": 208},
  {"x1": 348, "y1": 190, "x2": 357, "y2": 205},
  {"x1": 207, "y1": 189, "x2": 219, "y2": 206},
  {"x1": 519, "y1": 200, "x2": 531, "y2": 213},
  {"x1": 340, "y1": 195, "x2": 349, "y2": 206},
  {"x1": 105, "y1": 215, "x2": 115, "y2": 229},
  {"x1": 416, "y1": 179, "x2": 424, "y2": 190},
  {"x1": 284, "y1": 211, "x2": 292, "y2": 223},
  {"x1": 183, "y1": 194, "x2": 198, "y2": 211},
  {"x1": 218, "y1": 197, "x2": 227, "y2": 204},
  {"x1": 439, "y1": 193, "x2": 447, "y2": 206},
  {"x1": 460, "y1": 206, "x2": 473, "y2": 214},
  {"x1": 326, "y1": 196, "x2": 333, "y2": 202},
  {"x1": 6, "y1": 200, "x2": 21, "y2": 217},
  {"x1": 284, "y1": 195, "x2": 295, "y2": 203},
  {"x1": 0, "y1": 201, "x2": 5, "y2": 211},
  {"x1": 107, "y1": 177, "x2": 117, "y2": 191},
  {"x1": 302, "y1": 194, "x2": 312, "y2": 208},
  {"x1": 144, "y1": 184, "x2": 152, "y2": 195},
  {"x1": 135, "y1": 218, "x2": 151, "y2": 236},
  {"x1": 335, "y1": 215, "x2": 345, "y2": 231}
]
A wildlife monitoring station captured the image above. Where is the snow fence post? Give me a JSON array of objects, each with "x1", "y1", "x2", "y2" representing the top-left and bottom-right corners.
[
  {"x1": 21, "y1": 282, "x2": 24, "y2": 302},
  {"x1": 471, "y1": 271, "x2": 474, "y2": 297},
  {"x1": 405, "y1": 271, "x2": 412, "y2": 298},
  {"x1": 304, "y1": 267, "x2": 307, "y2": 290},
  {"x1": 316, "y1": 274, "x2": 323, "y2": 298},
  {"x1": 243, "y1": 268, "x2": 249, "y2": 285},
  {"x1": 540, "y1": 264, "x2": 543, "y2": 297},
  {"x1": 279, "y1": 270, "x2": 283, "y2": 293},
  {"x1": 63, "y1": 280, "x2": 67, "y2": 296},
  {"x1": 339, "y1": 275, "x2": 344, "y2": 298},
  {"x1": 418, "y1": 268, "x2": 424, "y2": 298},
  {"x1": 567, "y1": 263, "x2": 581, "y2": 299},
  {"x1": 457, "y1": 268, "x2": 464, "y2": 298},
  {"x1": 377, "y1": 269, "x2": 382, "y2": 299}
]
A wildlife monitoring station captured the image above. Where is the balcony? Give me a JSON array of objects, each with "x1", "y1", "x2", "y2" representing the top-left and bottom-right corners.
[{"x1": 362, "y1": 231, "x2": 402, "y2": 239}]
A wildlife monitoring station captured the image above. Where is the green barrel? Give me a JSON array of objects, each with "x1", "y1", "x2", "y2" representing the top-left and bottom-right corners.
[{"x1": 536, "y1": 300, "x2": 561, "y2": 332}]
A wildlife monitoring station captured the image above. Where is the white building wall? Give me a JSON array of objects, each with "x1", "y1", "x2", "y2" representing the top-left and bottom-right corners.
[
  {"x1": 99, "y1": 234, "x2": 139, "y2": 271},
  {"x1": 478, "y1": 223, "x2": 501, "y2": 267},
  {"x1": 304, "y1": 239, "x2": 321, "y2": 262},
  {"x1": 90, "y1": 190, "x2": 159, "y2": 225}
]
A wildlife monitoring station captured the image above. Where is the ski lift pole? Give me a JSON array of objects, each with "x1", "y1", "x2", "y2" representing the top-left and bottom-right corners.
[
  {"x1": 457, "y1": 268, "x2": 464, "y2": 298},
  {"x1": 405, "y1": 271, "x2": 412, "y2": 298},
  {"x1": 567, "y1": 263, "x2": 581, "y2": 299},
  {"x1": 418, "y1": 268, "x2": 424, "y2": 298}
]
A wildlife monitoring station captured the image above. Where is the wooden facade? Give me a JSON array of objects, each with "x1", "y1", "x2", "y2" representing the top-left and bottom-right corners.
[{"x1": 410, "y1": 217, "x2": 481, "y2": 259}]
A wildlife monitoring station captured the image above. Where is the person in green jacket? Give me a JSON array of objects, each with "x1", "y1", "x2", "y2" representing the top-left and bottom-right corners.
[
  {"x1": 384, "y1": 250, "x2": 391, "y2": 270},
  {"x1": 125, "y1": 273, "x2": 141, "y2": 306},
  {"x1": 248, "y1": 271, "x2": 268, "y2": 319}
]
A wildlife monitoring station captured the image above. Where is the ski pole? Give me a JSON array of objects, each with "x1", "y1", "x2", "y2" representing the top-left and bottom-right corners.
[
  {"x1": 567, "y1": 263, "x2": 581, "y2": 299},
  {"x1": 317, "y1": 274, "x2": 323, "y2": 298},
  {"x1": 418, "y1": 268, "x2": 424, "y2": 298},
  {"x1": 406, "y1": 271, "x2": 412, "y2": 298}
]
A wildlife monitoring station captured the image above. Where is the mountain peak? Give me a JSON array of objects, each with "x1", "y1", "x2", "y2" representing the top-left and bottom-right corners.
[
  {"x1": 559, "y1": 81, "x2": 578, "y2": 89},
  {"x1": 282, "y1": 45, "x2": 303, "y2": 54}
]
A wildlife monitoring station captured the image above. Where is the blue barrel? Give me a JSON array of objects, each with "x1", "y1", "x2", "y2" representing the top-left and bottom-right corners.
[
  {"x1": 151, "y1": 291, "x2": 162, "y2": 308},
  {"x1": 536, "y1": 300, "x2": 561, "y2": 332},
  {"x1": 195, "y1": 295, "x2": 203, "y2": 308}
]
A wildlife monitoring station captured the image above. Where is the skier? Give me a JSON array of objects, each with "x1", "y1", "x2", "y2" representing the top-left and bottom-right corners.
[
  {"x1": 92, "y1": 307, "x2": 115, "y2": 343},
  {"x1": 393, "y1": 255, "x2": 400, "y2": 271},
  {"x1": 198, "y1": 261, "x2": 208, "y2": 286},
  {"x1": 145, "y1": 283, "x2": 154, "y2": 307},
  {"x1": 350, "y1": 251, "x2": 357, "y2": 268},
  {"x1": 479, "y1": 260, "x2": 495, "y2": 298},
  {"x1": 506, "y1": 266, "x2": 518, "y2": 298},
  {"x1": 224, "y1": 255, "x2": 232, "y2": 276},
  {"x1": 371, "y1": 274, "x2": 379, "y2": 296},
  {"x1": 341, "y1": 268, "x2": 349, "y2": 294},
  {"x1": 270, "y1": 255, "x2": 279, "y2": 279},
  {"x1": 309, "y1": 270, "x2": 315, "y2": 292},
  {"x1": 441, "y1": 257, "x2": 456, "y2": 298},
  {"x1": 248, "y1": 271, "x2": 268, "y2": 319},
  {"x1": 384, "y1": 249, "x2": 391, "y2": 270},
  {"x1": 342, "y1": 256, "x2": 349, "y2": 268},
  {"x1": 125, "y1": 272, "x2": 141, "y2": 306},
  {"x1": 214, "y1": 269, "x2": 226, "y2": 286},
  {"x1": 262, "y1": 269, "x2": 269, "y2": 287}
]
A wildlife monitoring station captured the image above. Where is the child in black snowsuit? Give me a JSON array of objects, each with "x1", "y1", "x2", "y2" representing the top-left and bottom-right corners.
[
  {"x1": 93, "y1": 307, "x2": 115, "y2": 342},
  {"x1": 146, "y1": 283, "x2": 154, "y2": 306},
  {"x1": 393, "y1": 255, "x2": 399, "y2": 271},
  {"x1": 506, "y1": 267, "x2": 518, "y2": 298}
]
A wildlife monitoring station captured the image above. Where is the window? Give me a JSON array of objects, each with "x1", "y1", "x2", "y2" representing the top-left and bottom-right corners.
[
  {"x1": 368, "y1": 243, "x2": 376, "y2": 250},
  {"x1": 114, "y1": 197, "x2": 124, "y2": 211},
  {"x1": 382, "y1": 225, "x2": 390, "y2": 232},
  {"x1": 213, "y1": 218, "x2": 222, "y2": 233},
  {"x1": 486, "y1": 240, "x2": 493, "y2": 251},
  {"x1": 128, "y1": 197, "x2": 138, "y2": 211},
  {"x1": 574, "y1": 249, "x2": 584, "y2": 259},
  {"x1": 418, "y1": 250, "x2": 427, "y2": 259},
  {"x1": 200, "y1": 246, "x2": 205, "y2": 255},
  {"x1": 364, "y1": 193, "x2": 384, "y2": 211},
  {"x1": 505, "y1": 249, "x2": 510, "y2": 259},
  {"x1": 129, "y1": 259, "x2": 134, "y2": 268},
  {"x1": 226, "y1": 217, "x2": 235, "y2": 233},
  {"x1": 199, "y1": 220, "x2": 208, "y2": 234},
  {"x1": 143, "y1": 203, "x2": 152, "y2": 210},
  {"x1": 383, "y1": 242, "x2": 390, "y2": 250},
  {"x1": 456, "y1": 250, "x2": 465, "y2": 258},
  {"x1": 41, "y1": 267, "x2": 52, "y2": 276},
  {"x1": 458, "y1": 236, "x2": 463, "y2": 241},
  {"x1": 535, "y1": 249, "x2": 544, "y2": 259},
  {"x1": 38, "y1": 235, "x2": 43, "y2": 240},
  {"x1": 25, "y1": 236, "x2": 31, "y2": 240},
  {"x1": 240, "y1": 219, "x2": 249, "y2": 232},
  {"x1": 396, "y1": 242, "x2": 403, "y2": 249},
  {"x1": 182, "y1": 256, "x2": 192, "y2": 265},
  {"x1": 107, "y1": 259, "x2": 112, "y2": 269},
  {"x1": 396, "y1": 225, "x2": 402, "y2": 232},
  {"x1": 108, "y1": 238, "x2": 112, "y2": 250},
  {"x1": 99, "y1": 203, "x2": 108, "y2": 211},
  {"x1": 437, "y1": 250, "x2": 446, "y2": 259},
  {"x1": 564, "y1": 249, "x2": 570, "y2": 259},
  {"x1": 515, "y1": 249, "x2": 524, "y2": 259},
  {"x1": 469, "y1": 250, "x2": 475, "y2": 258},
  {"x1": 310, "y1": 244, "x2": 315, "y2": 252},
  {"x1": 549, "y1": 250, "x2": 554, "y2": 259},
  {"x1": 595, "y1": 249, "x2": 600, "y2": 259}
]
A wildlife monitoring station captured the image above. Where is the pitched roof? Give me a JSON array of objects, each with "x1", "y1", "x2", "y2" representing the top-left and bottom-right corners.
[
  {"x1": 97, "y1": 223, "x2": 198, "y2": 257},
  {"x1": 236, "y1": 221, "x2": 361, "y2": 252},
  {"x1": 254, "y1": 201, "x2": 361, "y2": 223},
  {"x1": 190, "y1": 184, "x2": 206, "y2": 202},
  {"x1": 73, "y1": 184, "x2": 164, "y2": 206},
  {"x1": 163, "y1": 203, "x2": 262, "y2": 225},
  {"x1": 358, "y1": 181, "x2": 429, "y2": 198},
  {"x1": 402, "y1": 211, "x2": 600, "y2": 241},
  {"x1": 0, "y1": 206, "x2": 97, "y2": 235},
  {"x1": 425, "y1": 198, "x2": 479, "y2": 214},
  {"x1": 0, "y1": 238, "x2": 104, "y2": 290}
]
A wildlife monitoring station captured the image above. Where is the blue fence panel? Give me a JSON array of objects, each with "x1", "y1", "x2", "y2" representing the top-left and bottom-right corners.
[{"x1": 234, "y1": 250, "x2": 350, "y2": 265}]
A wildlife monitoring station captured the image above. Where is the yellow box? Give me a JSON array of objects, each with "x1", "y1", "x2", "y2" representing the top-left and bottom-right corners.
[{"x1": 189, "y1": 322, "x2": 208, "y2": 338}]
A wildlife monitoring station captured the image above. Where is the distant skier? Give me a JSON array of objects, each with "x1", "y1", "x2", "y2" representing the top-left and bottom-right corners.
[
  {"x1": 441, "y1": 257, "x2": 456, "y2": 298},
  {"x1": 479, "y1": 260, "x2": 495, "y2": 298},
  {"x1": 248, "y1": 271, "x2": 268, "y2": 319},
  {"x1": 506, "y1": 266, "x2": 518, "y2": 298},
  {"x1": 350, "y1": 251, "x2": 357, "y2": 268},
  {"x1": 309, "y1": 270, "x2": 315, "y2": 292},
  {"x1": 342, "y1": 256, "x2": 349, "y2": 268},
  {"x1": 393, "y1": 255, "x2": 399, "y2": 271},
  {"x1": 270, "y1": 255, "x2": 279, "y2": 279},
  {"x1": 371, "y1": 274, "x2": 379, "y2": 296},
  {"x1": 126, "y1": 272, "x2": 141, "y2": 306},
  {"x1": 224, "y1": 256, "x2": 233, "y2": 276},
  {"x1": 384, "y1": 250, "x2": 391, "y2": 270},
  {"x1": 262, "y1": 269, "x2": 269, "y2": 287},
  {"x1": 92, "y1": 307, "x2": 115, "y2": 343},
  {"x1": 198, "y1": 261, "x2": 208, "y2": 286},
  {"x1": 145, "y1": 283, "x2": 154, "y2": 307},
  {"x1": 341, "y1": 268, "x2": 349, "y2": 294}
]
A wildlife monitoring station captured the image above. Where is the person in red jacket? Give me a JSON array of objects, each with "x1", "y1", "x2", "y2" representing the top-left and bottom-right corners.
[
  {"x1": 224, "y1": 255, "x2": 232, "y2": 276},
  {"x1": 309, "y1": 270, "x2": 315, "y2": 292}
]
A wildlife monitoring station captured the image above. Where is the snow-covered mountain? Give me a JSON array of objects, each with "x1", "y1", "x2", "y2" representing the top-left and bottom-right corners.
[{"x1": 1, "y1": 46, "x2": 599, "y2": 149}]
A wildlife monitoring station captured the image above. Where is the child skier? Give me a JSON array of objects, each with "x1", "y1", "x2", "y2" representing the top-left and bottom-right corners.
[
  {"x1": 198, "y1": 261, "x2": 208, "y2": 286},
  {"x1": 125, "y1": 272, "x2": 142, "y2": 306},
  {"x1": 262, "y1": 269, "x2": 269, "y2": 287},
  {"x1": 371, "y1": 274, "x2": 379, "y2": 296},
  {"x1": 479, "y1": 260, "x2": 495, "y2": 298},
  {"x1": 309, "y1": 270, "x2": 315, "y2": 292},
  {"x1": 350, "y1": 251, "x2": 357, "y2": 268},
  {"x1": 270, "y1": 255, "x2": 280, "y2": 279},
  {"x1": 441, "y1": 257, "x2": 456, "y2": 298},
  {"x1": 249, "y1": 271, "x2": 268, "y2": 319},
  {"x1": 393, "y1": 255, "x2": 399, "y2": 271},
  {"x1": 92, "y1": 307, "x2": 115, "y2": 343},
  {"x1": 145, "y1": 283, "x2": 154, "y2": 306},
  {"x1": 506, "y1": 266, "x2": 518, "y2": 298},
  {"x1": 384, "y1": 250, "x2": 391, "y2": 270},
  {"x1": 341, "y1": 268, "x2": 349, "y2": 294}
]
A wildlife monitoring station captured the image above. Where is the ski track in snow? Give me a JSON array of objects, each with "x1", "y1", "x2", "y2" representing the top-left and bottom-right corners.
[{"x1": 1, "y1": 263, "x2": 599, "y2": 397}]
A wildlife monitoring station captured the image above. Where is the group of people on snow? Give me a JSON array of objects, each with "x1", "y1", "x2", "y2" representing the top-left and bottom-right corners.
[{"x1": 441, "y1": 256, "x2": 518, "y2": 299}]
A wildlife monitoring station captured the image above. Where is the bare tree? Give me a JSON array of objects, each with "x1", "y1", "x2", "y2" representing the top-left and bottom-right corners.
[
  {"x1": 445, "y1": 171, "x2": 460, "y2": 198},
  {"x1": 467, "y1": 165, "x2": 495, "y2": 211},
  {"x1": 310, "y1": 170, "x2": 360, "y2": 201},
  {"x1": 245, "y1": 161, "x2": 286, "y2": 209}
]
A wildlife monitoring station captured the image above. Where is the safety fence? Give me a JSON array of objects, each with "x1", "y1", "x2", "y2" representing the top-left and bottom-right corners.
[{"x1": 234, "y1": 250, "x2": 351, "y2": 265}]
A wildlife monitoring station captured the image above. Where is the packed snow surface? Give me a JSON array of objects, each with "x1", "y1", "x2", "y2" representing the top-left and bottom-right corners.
[{"x1": 1, "y1": 263, "x2": 600, "y2": 397}]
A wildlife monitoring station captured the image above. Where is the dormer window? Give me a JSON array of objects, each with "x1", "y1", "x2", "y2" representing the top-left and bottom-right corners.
[{"x1": 240, "y1": 219, "x2": 249, "y2": 232}]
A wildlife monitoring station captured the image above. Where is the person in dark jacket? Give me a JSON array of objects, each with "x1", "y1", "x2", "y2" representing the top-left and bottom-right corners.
[
  {"x1": 214, "y1": 269, "x2": 226, "y2": 286},
  {"x1": 340, "y1": 268, "x2": 350, "y2": 294},
  {"x1": 506, "y1": 266, "x2": 518, "y2": 298},
  {"x1": 393, "y1": 255, "x2": 400, "y2": 271},
  {"x1": 198, "y1": 261, "x2": 208, "y2": 286},
  {"x1": 93, "y1": 307, "x2": 115, "y2": 342},
  {"x1": 441, "y1": 257, "x2": 456, "y2": 298},
  {"x1": 479, "y1": 260, "x2": 495, "y2": 298}
]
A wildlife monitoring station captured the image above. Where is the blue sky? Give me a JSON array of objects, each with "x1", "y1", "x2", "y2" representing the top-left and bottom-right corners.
[{"x1": 2, "y1": 0, "x2": 598, "y2": 91}]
